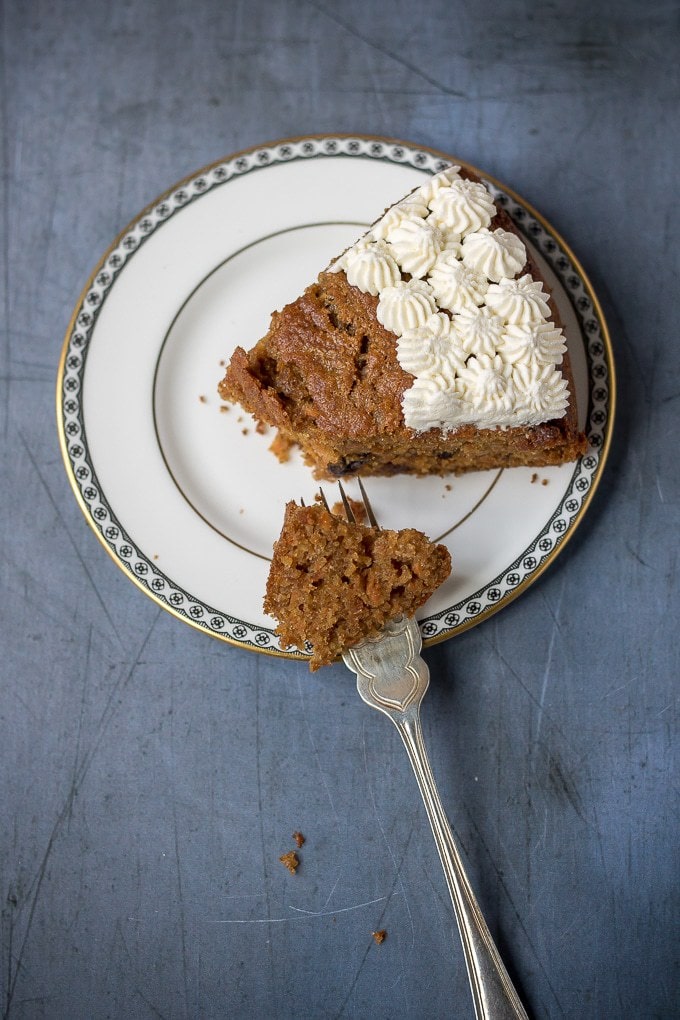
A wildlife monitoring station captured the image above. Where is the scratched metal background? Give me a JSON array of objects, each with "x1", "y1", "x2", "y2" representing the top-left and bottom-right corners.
[{"x1": 1, "y1": 1, "x2": 678, "y2": 1018}]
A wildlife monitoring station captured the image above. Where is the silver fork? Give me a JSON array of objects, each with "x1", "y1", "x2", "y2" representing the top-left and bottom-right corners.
[{"x1": 333, "y1": 480, "x2": 529, "y2": 1020}]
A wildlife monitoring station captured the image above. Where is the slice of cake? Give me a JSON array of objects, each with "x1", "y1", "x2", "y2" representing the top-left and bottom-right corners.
[
  {"x1": 265, "y1": 501, "x2": 451, "y2": 670},
  {"x1": 219, "y1": 164, "x2": 587, "y2": 478}
]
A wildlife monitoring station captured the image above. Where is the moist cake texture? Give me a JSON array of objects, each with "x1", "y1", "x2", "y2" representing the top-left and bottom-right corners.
[
  {"x1": 264, "y1": 501, "x2": 451, "y2": 670},
  {"x1": 219, "y1": 165, "x2": 587, "y2": 478}
]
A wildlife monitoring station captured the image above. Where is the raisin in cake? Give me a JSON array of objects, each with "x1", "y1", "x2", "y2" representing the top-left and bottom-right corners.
[
  {"x1": 219, "y1": 164, "x2": 587, "y2": 478},
  {"x1": 265, "y1": 501, "x2": 451, "y2": 670}
]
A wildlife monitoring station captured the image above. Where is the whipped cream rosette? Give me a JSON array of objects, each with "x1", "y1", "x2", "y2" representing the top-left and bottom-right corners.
[
  {"x1": 376, "y1": 279, "x2": 438, "y2": 334},
  {"x1": 485, "y1": 275, "x2": 551, "y2": 325},
  {"x1": 427, "y1": 178, "x2": 496, "y2": 235},
  {"x1": 385, "y1": 215, "x2": 443, "y2": 278},
  {"x1": 452, "y1": 307, "x2": 506, "y2": 359},
  {"x1": 397, "y1": 314, "x2": 467, "y2": 381},
  {"x1": 461, "y1": 228, "x2": 526, "y2": 282},
  {"x1": 428, "y1": 251, "x2": 489, "y2": 313},
  {"x1": 342, "y1": 240, "x2": 401, "y2": 296}
]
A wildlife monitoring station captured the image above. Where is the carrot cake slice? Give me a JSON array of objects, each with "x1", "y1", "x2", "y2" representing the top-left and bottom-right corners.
[
  {"x1": 219, "y1": 165, "x2": 587, "y2": 478},
  {"x1": 265, "y1": 501, "x2": 451, "y2": 670}
]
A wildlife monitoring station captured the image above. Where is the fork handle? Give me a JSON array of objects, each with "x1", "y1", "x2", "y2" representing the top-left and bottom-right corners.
[{"x1": 395, "y1": 711, "x2": 529, "y2": 1020}]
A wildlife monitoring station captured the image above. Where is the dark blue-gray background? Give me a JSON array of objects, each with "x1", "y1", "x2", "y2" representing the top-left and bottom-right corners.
[{"x1": 1, "y1": 2, "x2": 678, "y2": 1017}]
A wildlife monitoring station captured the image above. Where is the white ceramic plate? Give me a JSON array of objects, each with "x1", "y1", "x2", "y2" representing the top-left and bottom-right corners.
[{"x1": 57, "y1": 136, "x2": 614, "y2": 660}]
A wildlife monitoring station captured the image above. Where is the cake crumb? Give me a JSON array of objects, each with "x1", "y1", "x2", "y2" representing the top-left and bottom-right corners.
[
  {"x1": 153, "y1": 554, "x2": 159, "y2": 561},
  {"x1": 531, "y1": 473, "x2": 538, "y2": 484},
  {"x1": 279, "y1": 851, "x2": 299, "y2": 874},
  {"x1": 199, "y1": 395, "x2": 207, "y2": 404},
  {"x1": 220, "y1": 404, "x2": 230, "y2": 414},
  {"x1": 255, "y1": 420, "x2": 269, "y2": 435},
  {"x1": 218, "y1": 359, "x2": 225, "y2": 367},
  {"x1": 292, "y1": 831, "x2": 305, "y2": 848},
  {"x1": 445, "y1": 484, "x2": 452, "y2": 491},
  {"x1": 371, "y1": 930, "x2": 387, "y2": 944},
  {"x1": 270, "y1": 431, "x2": 293, "y2": 463},
  {"x1": 541, "y1": 478, "x2": 549, "y2": 486},
  {"x1": 242, "y1": 427, "x2": 249, "y2": 436},
  {"x1": 237, "y1": 415, "x2": 243, "y2": 423},
  {"x1": 325, "y1": 496, "x2": 368, "y2": 525}
]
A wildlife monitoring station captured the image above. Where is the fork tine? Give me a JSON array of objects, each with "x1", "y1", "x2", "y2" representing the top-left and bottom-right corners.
[
  {"x1": 337, "y1": 481, "x2": 356, "y2": 524},
  {"x1": 357, "y1": 477, "x2": 380, "y2": 529},
  {"x1": 317, "y1": 487, "x2": 331, "y2": 513}
]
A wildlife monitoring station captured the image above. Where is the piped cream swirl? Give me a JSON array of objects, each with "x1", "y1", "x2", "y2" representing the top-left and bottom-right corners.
[
  {"x1": 485, "y1": 274, "x2": 551, "y2": 324},
  {"x1": 370, "y1": 198, "x2": 429, "y2": 240},
  {"x1": 428, "y1": 251, "x2": 489, "y2": 313},
  {"x1": 377, "y1": 279, "x2": 438, "y2": 334},
  {"x1": 397, "y1": 314, "x2": 467, "y2": 382},
  {"x1": 451, "y1": 307, "x2": 506, "y2": 358},
  {"x1": 342, "y1": 240, "x2": 401, "y2": 296},
  {"x1": 461, "y1": 228, "x2": 526, "y2": 282},
  {"x1": 498, "y1": 322, "x2": 567, "y2": 366},
  {"x1": 428, "y1": 179, "x2": 496, "y2": 235},
  {"x1": 512, "y1": 363, "x2": 570, "y2": 424},
  {"x1": 386, "y1": 216, "x2": 443, "y2": 278}
]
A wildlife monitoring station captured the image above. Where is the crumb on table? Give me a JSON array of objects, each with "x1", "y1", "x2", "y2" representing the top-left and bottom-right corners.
[
  {"x1": 279, "y1": 851, "x2": 299, "y2": 874},
  {"x1": 371, "y1": 929, "x2": 387, "y2": 944},
  {"x1": 292, "y1": 831, "x2": 305, "y2": 848}
]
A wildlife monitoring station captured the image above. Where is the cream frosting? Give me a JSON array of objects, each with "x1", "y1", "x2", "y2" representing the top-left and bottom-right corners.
[
  {"x1": 343, "y1": 240, "x2": 401, "y2": 296},
  {"x1": 458, "y1": 354, "x2": 515, "y2": 419},
  {"x1": 397, "y1": 315, "x2": 467, "y2": 381},
  {"x1": 401, "y1": 375, "x2": 469, "y2": 433},
  {"x1": 385, "y1": 215, "x2": 443, "y2": 278},
  {"x1": 461, "y1": 228, "x2": 526, "y2": 282},
  {"x1": 428, "y1": 251, "x2": 489, "y2": 313},
  {"x1": 427, "y1": 178, "x2": 496, "y2": 235},
  {"x1": 376, "y1": 279, "x2": 438, "y2": 334},
  {"x1": 485, "y1": 274, "x2": 551, "y2": 324},
  {"x1": 331, "y1": 166, "x2": 569, "y2": 433},
  {"x1": 370, "y1": 197, "x2": 430, "y2": 240},
  {"x1": 417, "y1": 166, "x2": 462, "y2": 205},
  {"x1": 327, "y1": 235, "x2": 372, "y2": 274},
  {"x1": 451, "y1": 307, "x2": 506, "y2": 358},
  {"x1": 512, "y1": 363, "x2": 570, "y2": 424},
  {"x1": 498, "y1": 322, "x2": 567, "y2": 366}
]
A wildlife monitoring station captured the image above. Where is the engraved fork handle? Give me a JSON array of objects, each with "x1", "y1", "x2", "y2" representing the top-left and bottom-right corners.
[
  {"x1": 344, "y1": 617, "x2": 528, "y2": 1020},
  {"x1": 394, "y1": 706, "x2": 529, "y2": 1020}
]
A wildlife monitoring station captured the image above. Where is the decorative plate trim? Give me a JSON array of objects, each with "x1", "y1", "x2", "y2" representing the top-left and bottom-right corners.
[{"x1": 57, "y1": 135, "x2": 614, "y2": 658}]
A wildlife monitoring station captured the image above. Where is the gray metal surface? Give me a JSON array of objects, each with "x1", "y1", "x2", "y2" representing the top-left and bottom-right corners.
[{"x1": 1, "y1": 2, "x2": 678, "y2": 1017}]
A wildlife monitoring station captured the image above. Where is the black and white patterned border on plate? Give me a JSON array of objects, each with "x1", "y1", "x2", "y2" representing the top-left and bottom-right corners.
[{"x1": 60, "y1": 136, "x2": 612, "y2": 655}]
